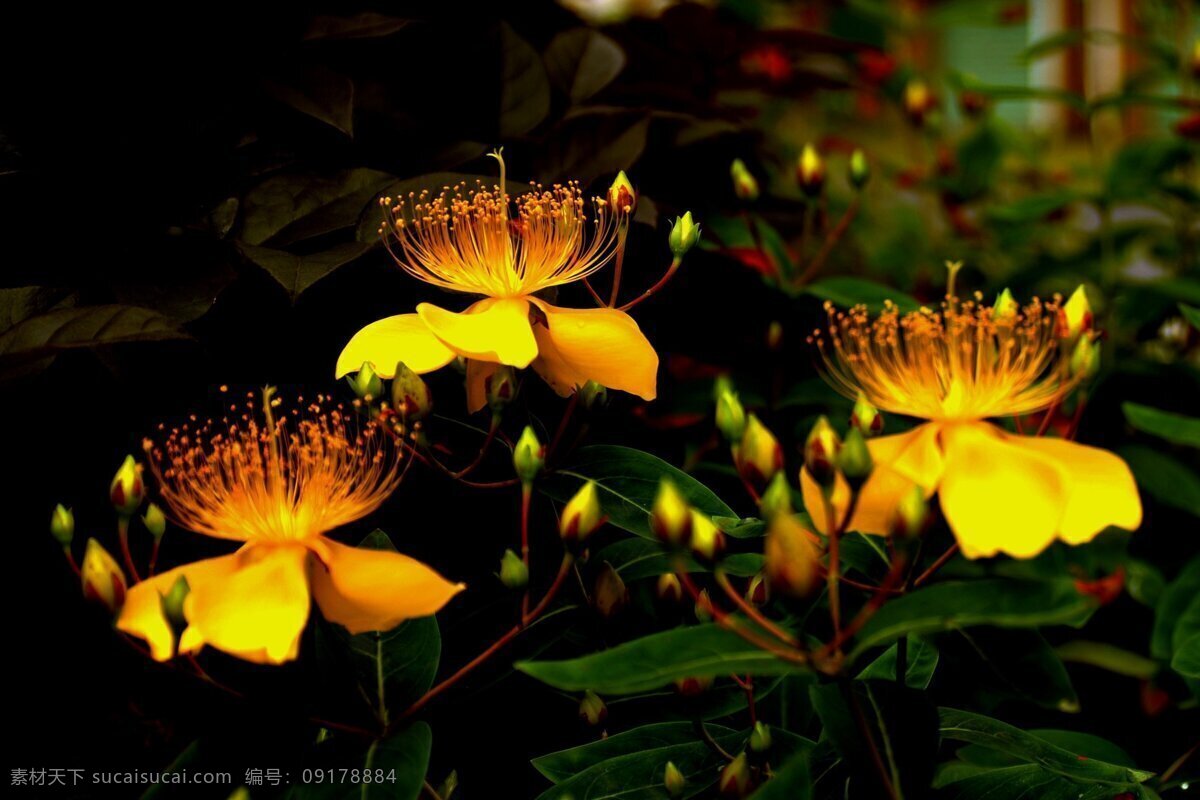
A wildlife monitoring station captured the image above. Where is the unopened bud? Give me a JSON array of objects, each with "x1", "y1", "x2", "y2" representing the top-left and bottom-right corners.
[
  {"x1": 1070, "y1": 336, "x2": 1101, "y2": 380},
  {"x1": 50, "y1": 504, "x2": 75, "y2": 546},
  {"x1": 579, "y1": 380, "x2": 608, "y2": 410},
  {"x1": 579, "y1": 690, "x2": 608, "y2": 726},
  {"x1": 674, "y1": 674, "x2": 714, "y2": 696},
  {"x1": 892, "y1": 485, "x2": 929, "y2": 538},
  {"x1": 993, "y1": 287, "x2": 1018, "y2": 321},
  {"x1": 656, "y1": 572, "x2": 683, "y2": 604},
  {"x1": 1059, "y1": 285, "x2": 1093, "y2": 340},
  {"x1": 766, "y1": 320, "x2": 783, "y2": 351},
  {"x1": 347, "y1": 361, "x2": 383, "y2": 400},
  {"x1": 715, "y1": 387, "x2": 747, "y2": 443},
  {"x1": 392, "y1": 362, "x2": 434, "y2": 420},
  {"x1": 758, "y1": 472, "x2": 793, "y2": 520},
  {"x1": 804, "y1": 416, "x2": 842, "y2": 489},
  {"x1": 664, "y1": 761, "x2": 686, "y2": 798},
  {"x1": 904, "y1": 78, "x2": 935, "y2": 124},
  {"x1": 560, "y1": 481, "x2": 604, "y2": 546},
  {"x1": 81, "y1": 538, "x2": 127, "y2": 613},
  {"x1": 718, "y1": 752, "x2": 754, "y2": 797},
  {"x1": 608, "y1": 171, "x2": 636, "y2": 215},
  {"x1": 689, "y1": 511, "x2": 726, "y2": 564},
  {"x1": 651, "y1": 480, "x2": 693, "y2": 547},
  {"x1": 499, "y1": 549, "x2": 529, "y2": 590},
  {"x1": 837, "y1": 428, "x2": 873, "y2": 487},
  {"x1": 694, "y1": 588, "x2": 714, "y2": 622},
  {"x1": 484, "y1": 365, "x2": 517, "y2": 414},
  {"x1": 764, "y1": 514, "x2": 820, "y2": 598},
  {"x1": 849, "y1": 148, "x2": 870, "y2": 190},
  {"x1": 143, "y1": 503, "x2": 167, "y2": 539},
  {"x1": 736, "y1": 414, "x2": 783, "y2": 488},
  {"x1": 960, "y1": 89, "x2": 989, "y2": 118},
  {"x1": 850, "y1": 391, "x2": 884, "y2": 436},
  {"x1": 110, "y1": 455, "x2": 146, "y2": 516},
  {"x1": 513, "y1": 427, "x2": 545, "y2": 484},
  {"x1": 749, "y1": 721, "x2": 773, "y2": 752},
  {"x1": 668, "y1": 212, "x2": 701, "y2": 257},
  {"x1": 745, "y1": 573, "x2": 769, "y2": 606},
  {"x1": 730, "y1": 159, "x2": 760, "y2": 201},
  {"x1": 593, "y1": 562, "x2": 628, "y2": 619},
  {"x1": 1192, "y1": 39, "x2": 1200, "y2": 80},
  {"x1": 159, "y1": 575, "x2": 190, "y2": 636},
  {"x1": 797, "y1": 143, "x2": 825, "y2": 197}
]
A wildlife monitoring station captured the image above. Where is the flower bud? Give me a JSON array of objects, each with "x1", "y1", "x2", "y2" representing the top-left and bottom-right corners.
[
  {"x1": 1070, "y1": 336, "x2": 1101, "y2": 380},
  {"x1": 143, "y1": 503, "x2": 167, "y2": 540},
  {"x1": 993, "y1": 287, "x2": 1018, "y2": 321},
  {"x1": 560, "y1": 481, "x2": 604, "y2": 546},
  {"x1": 159, "y1": 574, "x2": 190, "y2": 636},
  {"x1": 651, "y1": 480, "x2": 692, "y2": 547},
  {"x1": 484, "y1": 365, "x2": 517, "y2": 414},
  {"x1": 837, "y1": 428, "x2": 873, "y2": 487},
  {"x1": 674, "y1": 674, "x2": 713, "y2": 696},
  {"x1": 730, "y1": 159, "x2": 760, "y2": 201},
  {"x1": 656, "y1": 572, "x2": 683, "y2": 604},
  {"x1": 592, "y1": 562, "x2": 628, "y2": 619},
  {"x1": 735, "y1": 414, "x2": 783, "y2": 488},
  {"x1": 758, "y1": 472, "x2": 793, "y2": 520},
  {"x1": 891, "y1": 485, "x2": 929, "y2": 539},
  {"x1": 797, "y1": 143, "x2": 825, "y2": 197},
  {"x1": 50, "y1": 504, "x2": 75, "y2": 547},
  {"x1": 513, "y1": 426, "x2": 545, "y2": 484},
  {"x1": 749, "y1": 721, "x2": 773, "y2": 753},
  {"x1": 804, "y1": 416, "x2": 842, "y2": 489},
  {"x1": 81, "y1": 538, "x2": 127, "y2": 613},
  {"x1": 764, "y1": 514, "x2": 820, "y2": 598},
  {"x1": 960, "y1": 89, "x2": 989, "y2": 118},
  {"x1": 668, "y1": 212, "x2": 701, "y2": 257},
  {"x1": 745, "y1": 573, "x2": 769, "y2": 606},
  {"x1": 715, "y1": 386, "x2": 747, "y2": 443},
  {"x1": 1059, "y1": 285, "x2": 1093, "y2": 340},
  {"x1": 110, "y1": 455, "x2": 146, "y2": 516},
  {"x1": 689, "y1": 511, "x2": 727, "y2": 564},
  {"x1": 904, "y1": 78, "x2": 935, "y2": 124},
  {"x1": 579, "y1": 380, "x2": 608, "y2": 411},
  {"x1": 663, "y1": 761, "x2": 686, "y2": 798},
  {"x1": 579, "y1": 690, "x2": 608, "y2": 726},
  {"x1": 608, "y1": 170, "x2": 636, "y2": 215},
  {"x1": 849, "y1": 148, "x2": 870, "y2": 190},
  {"x1": 499, "y1": 548, "x2": 529, "y2": 590},
  {"x1": 850, "y1": 391, "x2": 883, "y2": 437},
  {"x1": 347, "y1": 361, "x2": 383, "y2": 401},
  {"x1": 392, "y1": 362, "x2": 434, "y2": 420},
  {"x1": 694, "y1": 588, "x2": 714, "y2": 623},
  {"x1": 718, "y1": 752, "x2": 754, "y2": 797},
  {"x1": 1192, "y1": 39, "x2": 1200, "y2": 80},
  {"x1": 766, "y1": 320, "x2": 784, "y2": 351}
]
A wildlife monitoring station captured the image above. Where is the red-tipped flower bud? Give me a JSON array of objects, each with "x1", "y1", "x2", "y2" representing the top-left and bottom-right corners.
[
  {"x1": 764, "y1": 514, "x2": 820, "y2": 598},
  {"x1": 110, "y1": 455, "x2": 146, "y2": 516},
  {"x1": 651, "y1": 480, "x2": 693, "y2": 547},
  {"x1": 81, "y1": 538, "x2": 127, "y2": 614},
  {"x1": 560, "y1": 480, "x2": 604, "y2": 547}
]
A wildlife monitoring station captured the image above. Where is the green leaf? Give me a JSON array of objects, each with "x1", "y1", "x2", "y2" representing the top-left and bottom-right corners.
[
  {"x1": 536, "y1": 110, "x2": 650, "y2": 184},
  {"x1": 1119, "y1": 445, "x2": 1200, "y2": 517},
  {"x1": 0, "y1": 286, "x2": 76, "y2": 331},
  {"x1": 1123, "y1": 402, "x2": 1200, "y2": 449},
  {"x1": 532, "y1": 722, "x2": 735, "y2": 783},
  {"x1": 938, "y1": 707, "x2": 1153, "y2": 784},
  {"x1": 239, "y1": 168, "x2": 395, "y2": 247},
  {"x1": 544, "y1": 29, "x2": 626, "y2": 103},
  {"x1": 947, "y1": 123, "x2": 1002, "y2": 201},
  {"x1": 516, "y1": 624, "x2": 806, "y2": 694},
  {"x1": 857, "y1": 635, "x2": 939, "y2": 689},
  {"x1": 542, "y1": 446, "x2": 734, "y2": 541},
  {"x1": 804, "y1": 277, "x2": 921, "y2": 313},
  {"x1": 499, "y1": 23, "x2": 550, "y2": 137},
  {"x1": 1151, "y1": 557, "x2": 1200, "y2": 661},
  {"x1": 956, "y1": 629, "x2": 1078, "y2": 712},
  {"x1": 935, "y1": 764, "x2": 1135, "y2": 800},
  {"x1": 0, "y1": 305, "x2": 189, "y2": 372},
  {"x1": 238, "y1": 242, "x2": 371, "y2": 301},
  {"x1": 1180, "y1": 303, "x2": 1200, "y2": 331},
  {"x1": 850, "y1": 579, "x2": 1097, "y2": 660},
  {"x1": 1055, "y1": 640, "x2": 1158, "y2": 679},
  {"x1": 264, "y1": 66, "x2": 355, "y2": 137},
  {"x1": 748, "y1": 749, "x2": 812, "y2": 799},
  {"x1": 1173, "y1": 632, "x2": 1200, "y2": 678},
  {"x1": 984, "y1": 191, "x2": 1078, "y2": 225},
  {"x1": 302, "y1": 13, "x2": 409, "y2": 41},
  {"x1": 533, "y1": 730, "x2": 745, "y2": 800},
  {"x1": 1105, "y1": 139, "x2": 1193, "y2": 201},
  {"x1": 288, "y1": 722, "x2": 432, "y2": 800}
]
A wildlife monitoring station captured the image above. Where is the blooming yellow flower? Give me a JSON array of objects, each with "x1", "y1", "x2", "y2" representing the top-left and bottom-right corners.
[
  {"x1": 800, "y1": 294, "x2": 1141, "y2": 559},
  {"x1": 336, "y1": 155, "x2": 658, "y2": 412},
  {"x1": 117, "y1": 391, "x2": 463, "y2": 664}
]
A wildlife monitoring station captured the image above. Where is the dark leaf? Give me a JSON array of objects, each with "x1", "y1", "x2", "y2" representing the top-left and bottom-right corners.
[
  {"x1": 288, "y1": 723, "x2": 432, "y2": 800},
  {"x1": 238, "y1": 242, "x2": 372, "y2": 301},
  {"x1": 0, "y1": 305, "x2": 190, "y2": 372},
  {"x1": 264, "y1": 67, "x2": 355, "y2": 137},
  {"x1": 1119, "y1": 445, "x2": 1200, "y2": 517},
  {"x1": 544, "y1": 29, "x2": 626, "y2": 103},
  {"x1": 499, "y1": 23, "x2": 551, "y2": 137},
  {"x1": 804, "y1": 277, "x2": 921, "y2": 313},
  {"x1": 536, "y1": 110, "x2": 650, "y2": 184},
  {"x1": 240, "y1": 169, "x2": 395, "y2": 247},
  {"x1": 857, "y1": 635, "x2": 939, "y2": 689},
  {"x1": 1123, "y1": 402, "x2": 1200, "y2": 449},
  {"x1": 303, "y1": 13, "x2": 410, "y2": 41},
  {"x1": 532, "y1": 721, "x2": 735, "y2": 784}
]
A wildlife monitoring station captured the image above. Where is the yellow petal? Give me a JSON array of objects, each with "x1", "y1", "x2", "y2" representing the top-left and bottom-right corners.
[
  {"x1": 116, "y1": 550, "x2": 246, "y2": 661},
  {"x1": 180, "y1": 543, "x2": 312, "y2": 664},
  {"x1": 335, "y1": 314, "x2": 456, "y2": 378},
  {"x1": 868, "y1": 423, "x2": 945, "y2": 490},
  {"x1": 309, "y1": 536, "x2": 465, "y2": 634},
  {"x1": 800, "y1": 464, "x2": 919, "y2": 536},
  {"x1": 800, "y1": 467, "x2": 850, "y2": 535},
  {"x1": 938, "y1": 422, "x2": 1069, "y2": 559},
  {"x1": 1009, "y1": 436, "x2": 1142, "y2": 544},
  {"x1": 528, "y1": 299, "x2": 658, "y2": 400},
  {"x1": 418, "y1": 298, "x2": 537, "y2": 368},
  {"x1": 465, "y1": 359, "x2": 502, "y2": 414}
]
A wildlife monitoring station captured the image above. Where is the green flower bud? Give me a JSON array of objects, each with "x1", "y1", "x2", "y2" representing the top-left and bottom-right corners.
[
  {"x1": 745, "y1": 573, "x2": 769, "y2": 606},
  {"x1": 50, "y1": 504, "x2": 75, "y2": 547},
  {"x1": 849, "y1": 148, "x2": 870, "y2": 190},
  {"x1": 797, "y1": 143, "x2": 825, "y2": 197},
  {"x1": 736, "y1": 414, "x2": 783, "y2": 488},
  {"x1": 851, "y1": 391, "x2": 884, "y2": 436},
  {"x1": 608, "y1": 171, "x2": 636, "y2": 215},
  {"x1": 718, "y1": 752, "x2": 754, "y2": 797},
  {"x1": 749, "y1": 721, "x2": 773, "y2": 753},
  {"x1": 694, "y1": 588, "x2": 714, "y2": 623},
  {"x1": 651, "y1": 480, "x2": 693, "y2": 547},
  {"x1": 668, "y1": 211, "x2": 701, "y2": 257},
  {"x1": 892, "y1": 485, "x2": 929, "y2": 539},
  {"x1": 579, "y1": 690, "x2": 608, "y2": 726},
  {"x1": 664, "y1": 761, "x2": 687, "y2": 798},
  {"x1": 159, "y1": 575, "x2": 190, "y2": 636},
  {"x1": 837, "y1": 428, "x2": 874, "y2": 487},
  {"x1": 1058, "y1": 285, "x2": 1093, "y2": 341},
  {"x1": 592, "y1": 562, "x2": 628, "y2": 619},
  {"x1": 803, "y1": 416, "x2": 841, "y2": 489},
  {"x1": 1070, "y1": 336, "x2": 1101, "y2": 380},
  {"x1": 81, "y1": 538, "x2": 127, "y2": 614},
  {"x1": 485, "y1": 365, "x2": 517, "y2": 414},
  {"x1": 579, "y1": 380, "x2": 608, "y2": 411},
  {"x1": 347, "y1": 361, "x2": 384, "y2": 401},
  {"x1": 512, "y1": 427, "x2": 545, "y2": 484},
  {"x1": 715, "y1": 387, "x2": 748, "y2": 443},
  {"x1": 392, "y1": 362, "x2": 434, "y2": 420},
  {"x1": 560, "y1": 480, "x2": 604, "y2": 546},
  {"x1": 688, "y1": 511, "x2": 726, "y2": 564},
  {"x1": 730, "y1": 159, "x2": 760, "y2": 201},
  {"x1": 143, "y1": 502, "x2": 167, "y2": 540},
  {"x1": 499, "y1": 548, "x2": 529, "y2": 590},
  {"x1": 757, "y1": 472, "x2": 793, "y2": 520},
  {"x1": 993, "y1": 287, "x2": 1018, "y2": 321},
  {"x1": 110, "y1": 455, "x2": 146, "y2": 516}
]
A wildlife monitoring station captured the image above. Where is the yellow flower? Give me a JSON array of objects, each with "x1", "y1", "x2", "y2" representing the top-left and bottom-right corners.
[
  {"x1": 117, "y1": 391, "x2": 463, "y2": 664},
  {"x1": 801, "y1": 295, "x2": 1141, "y2": 559},
  {"x1": 336, "y1": 154, "x2": 658, "y2": 413}
]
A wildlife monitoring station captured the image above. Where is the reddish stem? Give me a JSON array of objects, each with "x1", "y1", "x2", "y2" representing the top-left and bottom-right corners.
[
  {"x1": 117, "y1": 516, "x2": 142, "y2": 584},
  {"x1": 715, "y1": 569, "x2": 799, "y2": 646},
  {"x1": 618, "y1": 257, "x2": 682, "y2": 313},
  {"x1": 912, "y1": 543, "x2": 959, "y2": 587}
]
